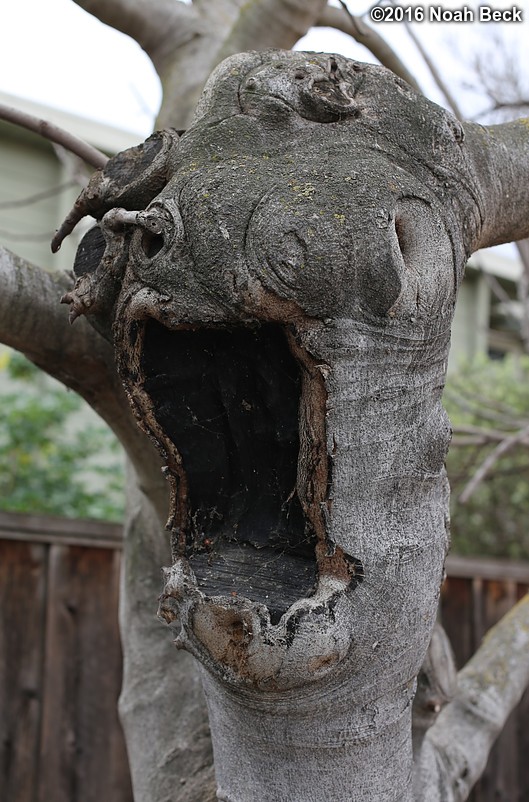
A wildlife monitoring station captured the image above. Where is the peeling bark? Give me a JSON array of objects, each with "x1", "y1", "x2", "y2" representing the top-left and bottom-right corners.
[{"x1": 51, "y1": 50, "x2": 529, "y2": 800}]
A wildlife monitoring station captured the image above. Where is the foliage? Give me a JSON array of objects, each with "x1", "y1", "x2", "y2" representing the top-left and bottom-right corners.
[
  {"x1": 445, "y1": 354, "x2": 529, "y2": 559},
  {"x1": 0, "y1": 349, "x2": 124, "y2": 521}
]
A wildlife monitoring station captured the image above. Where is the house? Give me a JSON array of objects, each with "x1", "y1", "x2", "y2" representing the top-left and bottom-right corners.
[{"x1": 0, "y1": 89, "x2": 139, "y2": 273}]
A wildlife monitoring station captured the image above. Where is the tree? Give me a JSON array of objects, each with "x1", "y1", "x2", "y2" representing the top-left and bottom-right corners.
[{"x1": 1, "y1": 4, "x2": 529, "y2": 801}]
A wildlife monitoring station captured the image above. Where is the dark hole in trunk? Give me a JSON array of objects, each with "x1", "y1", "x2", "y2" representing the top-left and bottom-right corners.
[{"x1": 141, "y1": 322, "x2": 318, "y2": 622}]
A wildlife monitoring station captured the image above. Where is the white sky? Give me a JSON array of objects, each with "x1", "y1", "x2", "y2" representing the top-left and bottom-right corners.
[{"x1": 0, "y1": 0, "x2": 527, "y2": 137}]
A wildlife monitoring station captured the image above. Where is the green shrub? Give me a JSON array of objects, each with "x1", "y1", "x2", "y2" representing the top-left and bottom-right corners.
[{"x1": 0, "y1": 350, "x2": 125, "y2": 521}]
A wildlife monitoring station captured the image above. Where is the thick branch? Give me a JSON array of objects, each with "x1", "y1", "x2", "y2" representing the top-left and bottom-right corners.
[
  {"x1": 463, "y1": 119, "x2": 529, "y2": 249},
  {"x1": 316, "y1": 4, "x2": 422, "y2": 92},
  {"x1": 0, "y1": 103, "x2": 107, "y2": 169},
  {"x1": 71, "y1": 0, "x2": 197, "y2": 64},
  {"x1": 0, "y1": 247, "x2": 166, "y2": 515},
  {"x1": 418, "y1": 595, "x2": 529, "y2": 801},
  {"x1": 216, "y1": 0, "x2": 328, "y2": 61}
]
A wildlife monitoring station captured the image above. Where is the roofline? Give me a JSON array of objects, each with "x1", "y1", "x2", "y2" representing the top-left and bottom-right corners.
[
  {"x1": 468, "y1": 248, "x2": 522, "y2": 282},
  {"x1": 0, "y1": 89, "x2": 143, "y2": 154}
]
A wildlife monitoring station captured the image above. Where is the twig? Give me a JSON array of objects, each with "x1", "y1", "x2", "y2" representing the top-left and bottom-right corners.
[
  {"x1": 0, "y1": 103, "x2": 108, "y2": 169},
  {"x1": 459, "y1": 423, "x2": 529, "y2": 503},
  {"x1": 0, "y1": 227, "x2": 59, "y2": 243},
  {"x1": 452, "y1": 423, "x2": 529, "y2": 444},
  {"x1": 444, "y1": 386, "x2": 527, "y2": 429},
  {"x1": 0, "y1": 181, "x2": 76, "y2": 210},
  {"x1": 476, "y1": 100, "x2": 529, "y2": 119},
  {"x1": 337, "y1": 0, "x2": 365, "y2": 38}
]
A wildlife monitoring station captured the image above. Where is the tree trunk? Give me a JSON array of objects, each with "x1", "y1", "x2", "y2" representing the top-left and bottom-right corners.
[{"x1": 54, "y1": 50, "x2": 529, "y2": 800}]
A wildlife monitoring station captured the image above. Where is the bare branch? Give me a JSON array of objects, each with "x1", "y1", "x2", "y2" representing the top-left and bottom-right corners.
[
  {"x1": 475, "y1": 100, "x2": 529, "y2": 120},
  {"x1": 316, "y1": 4, "x2": 422, "y2": 93},
  {"x1": 463, "y1": 30, "x2": 529, "y2": 125},
  {"x1": 459, "y1": 423, "x2": 529, "y2": 503},
  {"x1": 452, "y1": 423, "x2": 529, "y2": 445},
  {"x1": 0, "y1": 246, "x2": 112, "y2": 394},
  {"x1": 52, "y1": 144, "x2": 91, "y2": 188},
  {"x1": 463, "y1": 119, "x2": 529, "y2": 249},
  {"x1": 444, "y1": 386, "x2": 527, "y2": 429},
  {"x1": 0, "y1": 247, "x2": 164, "y2": 499},
  {"x1": 0, "y1": 227, "x2": 65, "y2": 243},
  {"x1": 0, "y1": 181, "x2": 76, "y2": 210},
  {"x1": 0, "y1": 103, "x2": 108, "y2": 169},
  {"x1": 420, "y1": 595, "x2": 529, "y2": 801}
]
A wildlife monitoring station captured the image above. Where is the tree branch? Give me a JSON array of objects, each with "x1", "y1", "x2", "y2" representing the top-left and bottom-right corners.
[
  {"x1": 0, "y1": 246, "x2": 166, "y2": 513},
  {"x1": 316, "y1": 4, "x2": 422, "y2": 93},
  {"x1": 458, "y1": 423, "x2": 529, "y2": 503},
  {"x1": 216, "y1": 0, "x2": 329, "y2": 62},
  {"x1": 463, "y1": 119, "x2": 529, "y2": 249},
  {"x1": 419, "y1": 594, "x2": 529, "y2": 801},
  {"x1": 71, "y1": 0, "x2": 200, "y2": 70},
  {"x1": 0, "y1": 181, "x2": 77, "y2": 210},
  {"x1": 0, "y1": 103, "x2": 107, "y2": 169},
  {"x1": 452, "y1": 423, "x2": 529, "y2": 445},
  {"x1": 393, "y1": 10, "x2": 464, "y2": 120}
]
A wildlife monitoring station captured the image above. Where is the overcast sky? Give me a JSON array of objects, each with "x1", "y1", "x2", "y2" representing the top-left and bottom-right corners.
[{"x1": 0, "y1": 0, "x2": 527, "y2": 137}]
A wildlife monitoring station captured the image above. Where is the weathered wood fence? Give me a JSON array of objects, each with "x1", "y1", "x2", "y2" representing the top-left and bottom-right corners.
[
  {"x1": 1, "y1": 510, "x2": 528, "y2": 802},
  {"x1": 0, "y1": 512, "x2": 132, "y2": 802}
]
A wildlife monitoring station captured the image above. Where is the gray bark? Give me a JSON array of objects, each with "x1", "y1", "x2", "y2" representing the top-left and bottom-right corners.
[
  {"x1": 119, "y1": 464, "x2": 215, "y2": 802},
  {"x1": 315, "y1": 4, "x2": 422, "y2": 93},
  {"x1": 417, "y1": 595, "x2": 529, "y2": 801},
  {"x1": 53, "y1": 49, "x2": 529, "y2": 801}
]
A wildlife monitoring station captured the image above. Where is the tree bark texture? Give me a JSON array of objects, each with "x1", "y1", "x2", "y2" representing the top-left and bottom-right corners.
[{"x1": 54, "y1": 50, "x2": 529, "y2": 800}]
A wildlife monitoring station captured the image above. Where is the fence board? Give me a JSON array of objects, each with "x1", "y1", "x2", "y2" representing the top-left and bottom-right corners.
[
  {"x1": 517, "y1": 688, "x2": 529, "y2": 802},
  {"x1": 0, "y1": 511, "x2": 122, "y2": 550},
  {"x1": 440, "y1": 576, "x2": 474, "y2": 669},
  {"x1": 0, "y1": 540, "x2": 47, "y2": 802},
  {"x1": 37, "y1": 545, "x2": 132, "y2": 802}
]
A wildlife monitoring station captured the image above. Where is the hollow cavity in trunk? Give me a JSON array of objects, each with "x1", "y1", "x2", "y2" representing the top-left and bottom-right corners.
[{"x1": 140, "y1": 322, "x2": 321, "y2": 623}]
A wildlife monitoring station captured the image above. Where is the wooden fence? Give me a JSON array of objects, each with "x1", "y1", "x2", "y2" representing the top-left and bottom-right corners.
[
  {"x1": 1, "y1": 510, "x2": 528, "y2": 802},
  {"x1": 0, "y1": 512, "x2": 132, "y2": 802}
]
